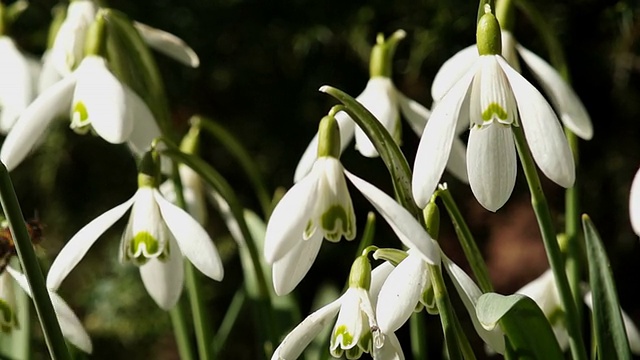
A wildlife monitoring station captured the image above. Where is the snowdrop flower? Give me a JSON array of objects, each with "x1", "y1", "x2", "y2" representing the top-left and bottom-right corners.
[
  {"x1": 0, "y1": 54, "x2": 161, "y2": 171},
  {"x1": 265, "y1": 114, "x2": 356, "y2": 295},
  {"x1": 47, "y1": 152, "x2": 224, "y2": 310},
  {"x1": 0, "y1": 271, "x2": 18, "y2": 332},
  {"x1": 293, "y1": 31, "x2": 469, "y2": 183},
  {"x1": 517, "y1": 269, "x2": 640, "y2": 353},
  {"x1": 0, "y1": 36, "x2": 39, "y2": 133},
  {"x1": 413, "y1": 7, "x2": 574, "y2": 211},
  {"x1": 5, "y1": 266, "x2": 92, "y2": 352},
  {"x1": 629, "y1": 167, "x2": 640, "y2": 236},
  {"x1": 432, "y1": 31, "x2": 593, "y2": 141}
]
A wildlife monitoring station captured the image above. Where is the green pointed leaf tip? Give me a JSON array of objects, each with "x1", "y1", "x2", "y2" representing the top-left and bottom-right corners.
[
  {"x1": 481, "y1": 103, "x2": 508, "y2": 121},
  {"x1": 477, "y1": 292, "x2": 564, "y2": 359},
  {"x1": 582, "y1": 214, "x2": 632, "y2": 360},
  {"x1": 317, "y1": 115, "x2": 341, "y2": 158},
  {"x1": 476, "y1": 7, "x2": 502, "y2": 56},
  {"x1": 348, "y1": 255, "x2": 371, "y2": 289},
  {"x1": 322, "y1": 204, "x2": 355, "y2": 241}
]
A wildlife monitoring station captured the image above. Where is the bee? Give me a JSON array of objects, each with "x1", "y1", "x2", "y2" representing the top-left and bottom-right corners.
[{"x1": 0, "y1": 219, "x2": 44, "y2": 273}]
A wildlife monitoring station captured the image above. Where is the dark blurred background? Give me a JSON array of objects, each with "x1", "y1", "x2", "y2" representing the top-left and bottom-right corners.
[{"x1": 4, "y1": 0, "x2": 640, "y2": 358}]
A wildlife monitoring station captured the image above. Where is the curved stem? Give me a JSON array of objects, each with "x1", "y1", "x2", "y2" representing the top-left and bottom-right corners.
[
  {"x1": 512, "y1": 127, "x2": 587, "y2": 360},
  {"x1": 429, "y1": 264, "x2": 464, "y2": 360},
  {"x1": 169, "y1": 300, "x2": 195, "y2": 360}
]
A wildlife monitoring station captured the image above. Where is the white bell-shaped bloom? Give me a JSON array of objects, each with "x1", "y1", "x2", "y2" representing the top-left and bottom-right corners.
[
  {"x1": 0, "y1": 37, "x2": 39, "y2": 133},
  {"x1": 0, "y1": 271, "x2": 18, "y2": 332},
  {"x1": 0, "y1": 55, "x2": 160, "y2": 171},
  {"x1": 629, "y1": 167, "x2": 640, "y2": 236},
  {"x1": 413, "y1": 51, "x2": 574, "y2": 211},
  {"x1": 431, "y1": 31, "x2": 592, "y2": 141},
  {"x1": 330, "y1": 286, "x2": 379, "y2": 359},
  {"x1": 265, "y1": 156, "x2": 356, "y2": 295},
  {"x1": 5, "y1": 266, "x2": 92, "y2": 353},
  {"x1": 517, "y1": 269, "x2": 640, "y2": 353},
  {"x1": 47, "y1": 185, "x2": 224, "y2": 310}
]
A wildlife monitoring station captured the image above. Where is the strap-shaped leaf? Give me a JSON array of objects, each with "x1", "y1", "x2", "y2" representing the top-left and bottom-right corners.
[
  {"x1": 477, "y1": 292, "x2": 564, "y2": 359},
  {"x1": 582, "y1": 214, "x2": 632, "y2": 360}
]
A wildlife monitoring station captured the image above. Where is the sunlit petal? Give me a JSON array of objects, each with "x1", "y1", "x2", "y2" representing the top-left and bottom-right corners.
[
  {"x1": 369, "y1": 261, "x2": 394, "y2": 308},
  {"x1": 516, "y1": 44, "x2": 592, "y2": 140},
  {"x1": 497, "y1": 57, "x2": 575, "y2": 188},
  {"x1": 139, "y1": 236, "x2": 185, "y2": 310},
  {"x1": 0, "y1": 37, "x2": 34, "y2": 133},
  {"x1": 154, "y1": 190, "x2": 224, "y2": 281},
  {"x1": 630, "y1": 168, "x2": 640, "y2": 236},
  {"x1": 431, "y1": 45, "x2": 478, "y2": 101},
  {"x1": 372, "y1": 331, "x2": 404, "y2": 360},
  {"x1": 467, "y1": 124, "x2": 516, "y2": 212},
  {"x1": 272, "y1": 230, "x2": 323, "y2": 296},
  {"x1": 134, "y1": 22, "x2": 200, "y2": 68},
  {"x1": 50, "y1": 292, "x2": 93, "y2": 353},
  {"x1": 47, "y1": 195, "x2": 136, "y2": 290},
  {"x1": 345, "y1": 170, "x2": 440, "y2": 265}
]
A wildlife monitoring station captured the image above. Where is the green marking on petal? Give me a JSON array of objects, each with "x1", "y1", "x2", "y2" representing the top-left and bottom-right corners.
[
  {"x1": 333, "y1": 325, "x2": 354, "y2": 346},
  {"x1": 346, "y1": 345, "x2": 364, "y2": 359},
  {"x1": 322, "y1": 205, "x2": 354, "y2": 242},
  {"x1": 303, "y1": 219, "x2": 315, "y2": 240},
  {"x1": 129, "y1": 231, "x2": 159, "y2": 265},
  {"x1": 481, "y1": 102, "x2": 508, "y2": 121},
  {"x1": 0, "y1": 299, "x2": 16, "y2": 333},
  {"x1": 71, "y1": 101, "x2": 91, "y2": 134}
]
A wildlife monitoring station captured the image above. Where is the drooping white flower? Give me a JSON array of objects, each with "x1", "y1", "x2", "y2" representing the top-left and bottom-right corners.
[
  {"x1": 330, "y1": 285, "x2": 378, "y2": 359},
  {"x1": 0, "y1": 55, "x2": 160, "y2": 171},
  {"x1": 5, "y1": 266, "x2": 92, "y2": 353},
  {"x1": 629, "y1": 167, "x2": 640, "y2": 236},
  {"x1": 413, "y1": 12, "x2": 574, "y2": 212},
  {"x1": 47, "y1": 181, "x2": 224, "y2": 310},
  {"x1": 265, "y1": 156, "x2": 356, "y2": 295},
  {"x1": 517, "y1": 269, "x2": 640, "y2": 353},
  {"x1": 0, "y1": 36, "x2": 39, "y2": 133}
]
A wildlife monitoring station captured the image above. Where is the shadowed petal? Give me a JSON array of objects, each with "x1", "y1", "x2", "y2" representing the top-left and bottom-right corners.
[
  {"x1": 134, "y1": 22, "x2": 200, "y2": 68},
  {"x1": 376, "y1": 253, "x2": 426, "y2": 333},
  {"x1": 354, "y1": 77, "x2": 398, "y2": 158},
  {"x1": 272, "y1": 230, "x2": 323, "y2": 296},
  {"x1": 413, "y1": 65, "x2": 476, "y2": 208},
  {"x1": 264, "y1": 173, "x2": 318, "y2": 263},
  {"x1": 467, "y1": 124, "x2": 516, "y2": 212},
  {"x1": 271, "y1": 298, "x2": 342, "y2": 360},
  {"x1": 369, "y1": 261, "x2": 394, "y2": 308},
  {"x1": 38, "y1": 50, "x2": 63, "y2": 94},
  {"x1": 345, "y1": 170, "x2": 440, "y2": 265},
  {"x1": 446, "y1": 137, "x2": 469, "y2": 183},
  {"x1": 497, "y1": 57, "x2": 575, "y2": 188},
  {"x1": 630, "y1": 168, "x2": 640, "y2": 236},
  {"x1": 50, "y1": 292, "x2": 93, "y2": 353},
  {"x1": 397, "y1": 91, "x2": 430, "y2": 136},
  {"x1": 0, "y1": 74, "x2": 76, "y2": 171},
  {"x1": 516, "y1": 44, "x2": 592, "y2": 140},
  {"x1": 293, "y1": 111, "x2": 356, "y2": 182},
  {"x1": 154, "y1": 190, "x2": 224, "y2": 281},
  {"x1": 432, "y1": 45, "x2": 478, "y2": 101},
  {"x1": 47, "y1": 195, "x2": 136, "y2": 290},
  {"x1": 125, "y1": 87, "x2": 161, "y2": 156},
  {"x1": 373, "y1": 331, "x2": 404, "y2": 360},
  {"x1": 139, "y1": 236, "x2": 185, "y2": 310}
]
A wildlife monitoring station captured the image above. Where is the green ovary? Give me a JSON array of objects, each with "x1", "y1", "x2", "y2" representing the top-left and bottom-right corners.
[
  {"x1": 481, "y1": 102, "x2": 508, "y2": 121},
  {"x1": 322, "y1": 205, "x2": 353, "y2": 241}
]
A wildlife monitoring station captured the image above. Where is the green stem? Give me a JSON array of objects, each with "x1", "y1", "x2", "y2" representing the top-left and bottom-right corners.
[
  {"x1": 169, "y1": 299, "x2": 195, "y2": 360},
  {"x1": 410, "y1": 313, "x2": 428, "y2": 360},
  {"x1": 429, "y1": 264, "x2": 463, "y2": 360},
  {"x1": 435, "y1": 188, "x2": 493, "y2": 293},
  {"x1": 16, "y1": 283, "x2": 31, "y2": 360},
  {"x1": 452, "y1": 310, "x2": 477, "y2": 360},
  {"x1": 212, "y1": 286, "x2": 246, "y2": 357},
  {"x1": 512, "y1": 127, "x2": 587, "y2": 360},
  {"x1": 0, "y1": 164, "x2": 70, "y2": 360}
]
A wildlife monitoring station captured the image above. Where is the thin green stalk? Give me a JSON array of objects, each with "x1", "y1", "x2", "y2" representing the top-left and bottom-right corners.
[
  {"x1": 169, "y1": 299, "x2": 195, "y2": 360},
  {"x1": 429, "y1": 264, "x2": 464, "y2": 360},
  {"x1": 212, "y1": 286, "x2": 246, "y2": 357},
  {"x1": 435, "y1": 188, "x2": 493, "y2": 293},
  {"x1": 452, "y1": 310, "x2": 477, "y2": 360},
  {"x1": 0, "y1": 164, "x2": 70, "y2": 360},
  {"x1": 410, "y1": 313, "x2": 428, "y2": 360},
  {"x1": 16, "y1": 282, "x2": 31, "y2": 360},
  {"x1": 512, "y1": 127, "x2": 587, "y2": 360}
]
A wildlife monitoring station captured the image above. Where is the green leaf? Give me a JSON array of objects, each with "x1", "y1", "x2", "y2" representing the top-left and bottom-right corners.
[
  {"x1": 477, "y1": 293, "x2": 564, "y2": 360},
  {"x1": 582, "y1": 214, "x2": 632, "y2": 360},
  {"x1": 319, "y1": 85, "x2": 420, "y2": 218}
]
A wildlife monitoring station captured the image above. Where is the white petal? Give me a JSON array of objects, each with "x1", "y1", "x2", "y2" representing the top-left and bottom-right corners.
[
  {"x1": 373, "y1": 332, "x2": 404, "y2": 360},
  {"x1": 500, "y1": 31, "x2": 521, "y2": 72},
  {"x1": 134, "y1": 22, "x2": 200, "y2": 68},
  {"x1": 630, "y1": 168, "x2": 640, "y2": 236},
  {"x1": 446, "y1": 137, "x2": 469, "y2": 183},
  {"x1": 0, "y1": 74, "x2": 75, "y2": 171},
  {"x1": 376, "y1": 253, "x2": 426, "y2": 333},
  {"x1": 431, "y1": 45, "x2": 478, "y2": 102},
  {"x1": 154, "y1": 190, "x2": 224, "y2": 281},
  {"x1": 47, "y1": 195, "x2": 136, "y2": 290},
  {"x1": 0, "y1": 37, "x2": 35, "y2": 133},
  {"x1": 354, "y1": 77, "x2": 399, "y2": 158},
  {"x1": 344, "y1": 170, "x2": 440, "y2": 265},
  {"x1": 293, "y1": 110, "x2": 355, "y2": 182},
  {"x1": 516, "y1": 44, "x2": 593, "y2": 140},
  {"x1": 369, "y1": 261, "x2": 395, "y2": 308},
  {"x1": 271, "y1": 298, "x2": 342, "y2": 360},
  {"x1": 413, "y1": 65, "x2": 476, "y2": 208},
  {"x1": 73, "y1": 56, "x2": 133, "y2": 144},
  {"x1": 515, "y1": 269, "x2": 559, "y2": 317},
  {"x1": 125, "y1": 87, "x2": 161, "y2": 156},
  {"x1": 49, "y1": 0, "x2": 96, "y2": 75},
  {"x1": 467, "y1": 124, "x2": 517, "y2": 212},
  {"x1": 264, "y1": 172, "x2": 319, "y2": 263},
  {"x1": 139, "y1": 236, "x2": 185, "y2": 310},
  {"x1": 397, "y1": 91, "x2": 431, "y2": 136},
  {"x1": 38, "y1": 50, "x2": 63, "y2": 94},
  {"x1": 497, "y1": 57, "x2": 575, "y2": 188},
  {"x1": 442, "y1": 255, "x2": 506, "y2": 354},
  {"x1": 583, "y1": 291, "x2": 640, "y2": 354},
  {"x1": 50, "y1": 292, "x2": 93, "y2": 353},
  {"x1": 272, "y1": 231, "x2": 323, "y2": 296},
  {"x1": 5, "y1": 266, "x2": 31, "y2": 296}
]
